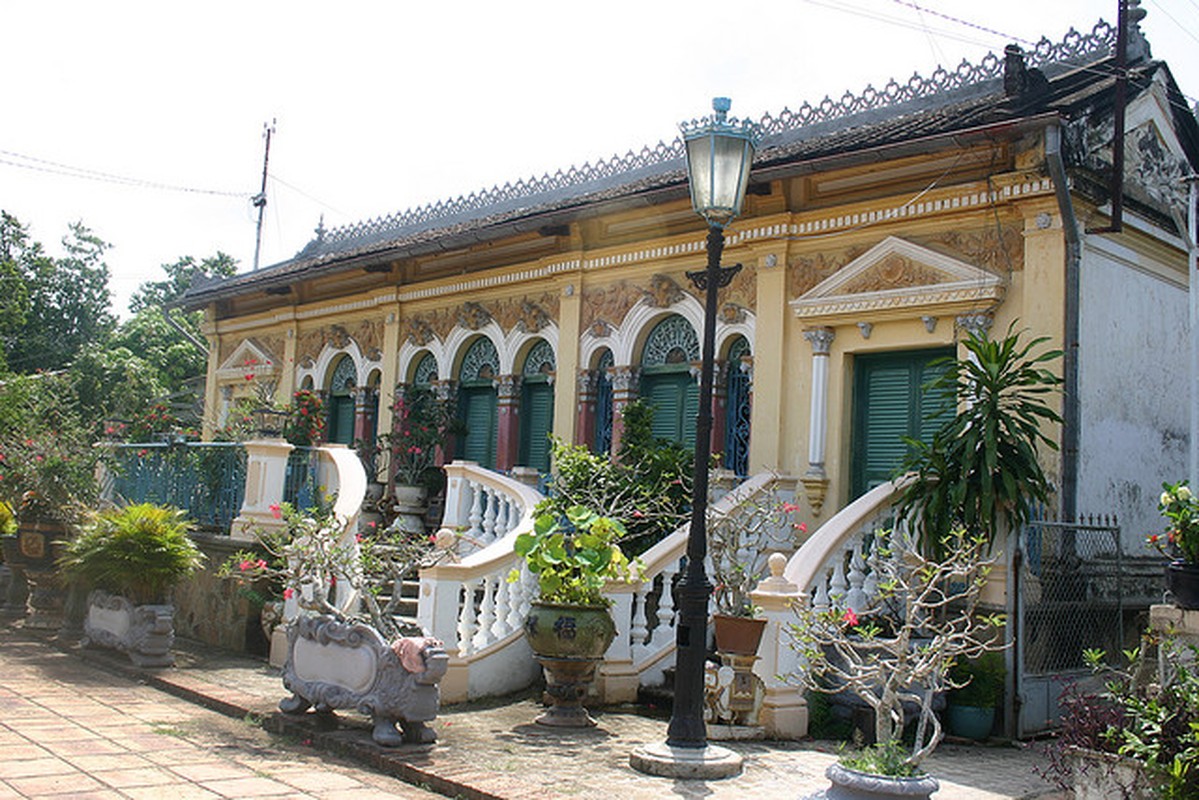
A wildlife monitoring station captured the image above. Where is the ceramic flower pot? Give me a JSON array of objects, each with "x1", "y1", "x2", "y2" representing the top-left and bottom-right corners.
[
  {"x1": 523, "y1": 601, "x2": 615, "y2": 727},
  {"x1": 1166, "y1": 561, "x2": 1199, "y2": 609},
  {"x1": 813, "y1": 762, "x2": 940, "y2": 800},
  {"x1": 713, "y1": 613, "x2": 767, "y2": 656},
  {"x1": 946, "y1": 704, "x2": 995, "y2": 740},
  {"x1": 391, "y1": 484, "x2": 429, "y2": 536},
  {"x1": 2, "y1": 521, "x2": 69, "y2": 629}
]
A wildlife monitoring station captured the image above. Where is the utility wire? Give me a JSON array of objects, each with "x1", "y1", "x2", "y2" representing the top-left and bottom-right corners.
[
  {"x1": 0, "y1": 148, "x2": 251, "y2": 198},
  {"x1": 1146, "y1": 0, "x2": 1199, "y2": 46},
  {"x1": 268, "y1": 173, "x2": 348, "y2": 218}
]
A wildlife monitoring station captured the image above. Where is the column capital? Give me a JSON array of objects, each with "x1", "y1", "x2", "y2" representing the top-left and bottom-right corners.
[
  {"x1": 577, "y1": 369, "x2": 597, "y2": 397},
  {"x1": 955, "y1": 312, "x2": 993, "y2": 338},
  {"x1": 803, "y1": 327, "x2": 835, "y2": 355},
  {"x1": 494, "y1": 374, "x2": 521, "y2": 400},
  {"x1": 609, "y1": 366, "x2": 639, "y2": 394}
]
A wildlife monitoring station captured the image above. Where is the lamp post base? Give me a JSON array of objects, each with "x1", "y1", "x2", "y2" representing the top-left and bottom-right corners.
[{"x1": 628, "y1": 741, "x2": 743, "y2": 780}]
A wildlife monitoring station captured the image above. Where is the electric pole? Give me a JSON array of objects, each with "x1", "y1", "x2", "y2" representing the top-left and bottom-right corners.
[{"x1": 252, "y1": 119, "x2": 276, "y2": 271}]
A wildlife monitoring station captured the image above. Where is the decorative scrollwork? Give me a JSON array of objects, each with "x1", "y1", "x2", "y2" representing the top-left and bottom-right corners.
[
  {"x1": 642, "y1": 315, "x2": 700, "y2": 367},
  {"x1": 522, "y1": 339, "x2": 556, "y2": 376}
]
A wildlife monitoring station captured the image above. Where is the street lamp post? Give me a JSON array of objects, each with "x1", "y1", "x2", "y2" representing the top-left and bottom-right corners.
[{"x1": 630, "y1": 97, "x2": 760, "y2": 780}]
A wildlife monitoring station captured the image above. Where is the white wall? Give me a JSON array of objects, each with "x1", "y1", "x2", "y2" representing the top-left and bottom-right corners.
[{"x1": 1077, "y1": 236, "x2": 1189, "y2": 552}]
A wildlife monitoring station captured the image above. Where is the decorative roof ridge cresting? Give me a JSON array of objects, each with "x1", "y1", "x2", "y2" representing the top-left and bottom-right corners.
[{"x1": 321, "y1": 20, "x2": 1116, "y2": 249}]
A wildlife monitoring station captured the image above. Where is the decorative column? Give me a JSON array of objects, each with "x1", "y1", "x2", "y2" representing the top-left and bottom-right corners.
[
  {"x1": 351, "y1": 385, "x2": 373, "y2": 445},
  {"x1": 575, "y1": 369, "x2": 598, "y2": 448},
  {"x1": 494, "y1": 374, "x2": 522, "y2": 472},
  {"x1": 750, "y1": 553, "x2": 807, "y2": 739},
  {"x1": 708, "y1": 362, "x2": 728, "y2": 462},
  {"x1": 608, "y1": 366, "x2": 639, "y2": 456},
  {"x1": 232, "y1": 439, "x2": 296, "y2": 541},
  {"x1": 801, "y1": 327, "x2": 835, "y2": 515},
  {"x1": 432, "y1": 380, "x2": 457, "y2": 467}
]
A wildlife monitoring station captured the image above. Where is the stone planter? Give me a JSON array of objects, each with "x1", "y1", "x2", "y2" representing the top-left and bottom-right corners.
[
  {"x1": 713, "y1": 613, "x2": 767, "y2": 655},
  {"x1": 1066, "y1": 747, "x2": 1155, "y2": 799},
  {"x1": 804, "y1": 762, "x2": 940, "y2": 800},
  {"x1": 391, "y1": 484, "x2": 429, "y2": 536},
  {"x1": 82, "y1": 589, "x2": 176, "y2": 667},
  {"x1": 523, "y1": 601, "x2": 615, "y2": 727},
  {"x1": 279, "y1": 614, "x2": 448, "y2": 747}
]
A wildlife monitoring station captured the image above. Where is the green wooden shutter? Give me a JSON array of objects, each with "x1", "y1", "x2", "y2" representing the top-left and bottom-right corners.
[
  {"x1": 641, "y1": 372, "x2": 697, "y2": 448},
  {"x1": 329, "y1": 395, "x2": 356, "y2": 445},
  {"x1": 519, "y1": 381, "x2": 554, "y2": 473},
  {"x1": 458, "y1": 386, "x2": 497, "y2": 469},
  {"x1": 851, "y1": 349, "x2": 953, "y2": 497}
]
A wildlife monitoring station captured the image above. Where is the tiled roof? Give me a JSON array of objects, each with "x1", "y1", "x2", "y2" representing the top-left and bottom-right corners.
[{"x1": 183, "y1": 19, "x2": 1183, "y2": 306}]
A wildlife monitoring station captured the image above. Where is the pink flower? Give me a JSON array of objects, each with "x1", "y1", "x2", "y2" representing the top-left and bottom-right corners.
[
  {"x1": 782, "y1": 502, "x2": 800, "y2": 513},
  {"x1": 631, "y1": 510, "x2": 645, "y2": 519},
  {"x1": 794, "y1": 522, "x2": 808, "y2": 533},
  {"x1": 843, "y1": 609, "x2": 859, "y2": 627},
  {"x1": 283, "y1": 588, "x2": 294, "y2": 599},
  {"x1": 355, "y1": 533, "x2": 364, "y2": 543},
  {"x1": 239, "y1": 560, "x2": 252, "y2": 571},
  {"x1": 330, "y1": 575, "x2": 337, "y2": 586},
  {"x1": 256, "y1": 559, "x2": 267, "y2": 569},
  {"x1": 269, "y1": 503, "x2": 282, "y2": 520}
]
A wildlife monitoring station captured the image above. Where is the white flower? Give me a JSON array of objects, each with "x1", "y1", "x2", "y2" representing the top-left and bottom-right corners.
[
  {"x1": 1162, "y1": 491, "x2": 1174, "y2": 507},
  {"x1": 1179, "y1": 486, "x2": 1193, "y2": 502}
]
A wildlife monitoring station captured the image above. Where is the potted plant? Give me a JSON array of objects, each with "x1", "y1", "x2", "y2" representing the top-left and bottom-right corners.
[
  {"x1": 377, "y1": 384, "x2": 457, "y2": 534},
  {"x1": 946, "y1": 651, "x2": 1005, "y2": 740},
  {"x1": 1148, "y1": 480, "x2": 1199, "y2": 609},
  {"x1": 221, "y1": 499, "x2": 454, "y2": 746},
  {"x1": 282, "y1": 389, "x2": 326, "y2": 446},
  {"x1": 510, "y1": 504, "x2": 639, "y2": 727},
  {"x1": 0, "y1": 373, "x2": 101, "y2": 628},
  {"x1": 58, "y1": 502, "x2": 205, "y2": 666},
  {"x1": 1039, "y1": 634, "x2": 1199, "y2": 799},
  {"x1": 708, "y1": 489, "x2": 805, "y2": 656},
  {"x1": 788, "y1": 528, "x2": 1006, "y2": 800}
]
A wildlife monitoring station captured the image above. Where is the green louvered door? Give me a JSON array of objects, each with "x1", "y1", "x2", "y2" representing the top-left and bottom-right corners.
[
  {"x1": 850, "y1": 349, "x2": 953, "y2": 498},
  {"x1": 640, "y1": 371, "x2": 698, "y2": 449},
  {"x1": 457, "y1": 386, "x2": 497, "y2": 469},
  {"x1": 519, "y1": 380, "x2": 554, "y2": 473}
]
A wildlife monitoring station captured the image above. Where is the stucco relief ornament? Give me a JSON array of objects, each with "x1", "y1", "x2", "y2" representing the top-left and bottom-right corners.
[
  {"x1": 457, "y1": 302, "x2": 492, "y2": 331},
  {"x1": 642, "y1": 274, "x2": 685, "y2": 308},
  {"x1": 720, "y1": 304, "x2": 747, "y2": 324},
  {"x1": 589, "y1": 319, "x2": 614, "y2": 338},
  {"x1": 517, "y1": 301, "x2": 551, "y2": 333},
  {"x1": 406, "y1": 318, "x2": 435, "y2": 346}
]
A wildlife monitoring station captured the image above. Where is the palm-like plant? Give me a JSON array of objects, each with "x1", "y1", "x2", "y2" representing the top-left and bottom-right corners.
[
  {"x1": 896, "y1": 323, "x2": 1062, "y2": 554},
  {"x1": 60, "y1": 503, "x2": 205, "y2": 605}
]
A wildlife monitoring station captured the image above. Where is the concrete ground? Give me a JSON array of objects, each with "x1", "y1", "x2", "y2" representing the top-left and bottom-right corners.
[{"x1": 0, "y1": 622, "x2": 1066, "y2": 799}]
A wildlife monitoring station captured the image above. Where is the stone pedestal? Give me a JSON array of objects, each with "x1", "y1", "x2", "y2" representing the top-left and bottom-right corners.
[{"x1": 232, "y1": 439, "x2": 294, "y2": 542}]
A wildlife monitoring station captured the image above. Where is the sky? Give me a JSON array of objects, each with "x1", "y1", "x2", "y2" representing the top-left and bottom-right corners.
[{"x1": 2, "y1": 1, "x2": 1197, "y2": 318}]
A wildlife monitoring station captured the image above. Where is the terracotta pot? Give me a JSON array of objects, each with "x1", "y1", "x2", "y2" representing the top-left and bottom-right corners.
[
  {"x1": 713, "y1": 613, "x2": 766, "y2": 656},
  {"x1": 1167, "y1": 561, "x2": 1199, "y2": 609}
]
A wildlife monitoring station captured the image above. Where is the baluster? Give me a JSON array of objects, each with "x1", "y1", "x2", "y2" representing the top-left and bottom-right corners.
[
  {"x1": 862, "y1": 535, "x2": 879, "y2": 605},
  {"x1": 629, "y1": 584, "x2": 650, "y2": 658},
  {"x1": 813, "y1": 568, "x2": 831, "y2": 612},
  {"x1": 829, "y1": 548, "x2": 849, "y2": 608},
  {"x1": 651, "y1": 562, "x2": 679, "y2": 649},
  {"x1": 474, "y1": 575, "x2": 497, "y2": 650},
  {"x1": 519, "y1": 568, "x2": 537, "y2": 618},
  {"x1": 506, "y1": 563, "x2": 525, "y2": 631},
  {"x1": 467, "y1": 482, "x2": 484, "y2": 541},
  {"x1": 483, "y1": 487, "x2": 498, "y2": 542},
  {"x1": 845, "y1": 541, "x2": 867, "y2": 612},
  {"x1": 492, "y1": 575, "x2": 511, "y2": 639},
  {"x1": 458, "y1": 579, "x2": 479, "y2": 656}
]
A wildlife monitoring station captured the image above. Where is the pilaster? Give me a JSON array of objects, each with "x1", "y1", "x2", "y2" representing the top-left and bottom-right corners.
[
  {"x1": 749, "y1": 251, "x2": 787, "y2": 472},
  {"x1": 495, "y1": 374, "x2": 521, "y2": 471}
]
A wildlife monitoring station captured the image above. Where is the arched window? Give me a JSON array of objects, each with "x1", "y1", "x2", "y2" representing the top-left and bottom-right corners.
[
  {"x1": 639, "y1": 315, "x2": 700, "y2": 448},
  {"x1": 412, "y1": 352, "x2": 438, "y2": 386},
  {"x1": 518, "y1": 339, "x2": 556, "y2": 473},
  {"x1": 456, "y1": 338, "x2": 499, "y2": 469},
  {"x1": 593, "y1": 349, "x2": 614, "y2": 456},
  {"x1": 724, "y1": 336, "x2": 752, "y2": 477},
  {"x1": 327, "y1": 356, "x2": 357, "y2": 446}
]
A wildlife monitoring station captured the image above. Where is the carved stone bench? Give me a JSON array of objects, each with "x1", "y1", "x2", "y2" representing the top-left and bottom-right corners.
[{"x1": 279, "y1": 615, "x2": 448, "y2": 746}]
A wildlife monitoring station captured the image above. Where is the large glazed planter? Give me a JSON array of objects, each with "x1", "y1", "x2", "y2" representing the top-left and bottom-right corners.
[
  {"x1": 82, "y1": 589, "x2": 176, "y2": 667},
  {"x1": 946, "y1": 703, "x2": 995, "y2": 741},
  {"x1": 279, "y1": 614, "x2": 448, "y2": 747},
  {"x1": 804, "y1": 763, "x2": 940, "y2": 800},
  {"x1": 1166, "y1": 561, "x2": 1199, "y2": 609},
  {"x1": 2, "y1": 521, "x2": 69, "y2": 629},
  {"x1": 523, "y1": 601, "x2": 615, "y2": 727}
]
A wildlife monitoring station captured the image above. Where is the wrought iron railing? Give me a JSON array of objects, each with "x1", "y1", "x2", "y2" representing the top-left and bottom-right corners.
[
  {"x1": 104, "y1": 442, "x2": 247, "y2": 532},
  {"x1": 284, "y1": 447, "x2": 321, "y2": 509}
]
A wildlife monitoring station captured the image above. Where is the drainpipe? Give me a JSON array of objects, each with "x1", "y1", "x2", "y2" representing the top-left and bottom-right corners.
[
  {"x1": 1188, "y1": 174, "x2": 1199, "y2": 488},
  {"x1": 1046, "y1": 123, "x2": 1081, "y2": 522}
]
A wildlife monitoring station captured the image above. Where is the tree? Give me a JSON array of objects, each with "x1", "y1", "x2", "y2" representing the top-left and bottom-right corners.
[
  {"x1": 0, "y1": 212, "x2": 38, "y2": 371},
  {"x1": 128, "y1": 252, "x2": 236, "y2": 314}
]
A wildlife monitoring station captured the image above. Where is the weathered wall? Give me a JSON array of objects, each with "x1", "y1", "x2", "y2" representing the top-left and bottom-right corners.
[
  {"x1": 1077, "y1": 234, "x2": 1189, "y2": 551},
  {"x1": 171, "y1": 534, "x2": 270, "y2": 655}
]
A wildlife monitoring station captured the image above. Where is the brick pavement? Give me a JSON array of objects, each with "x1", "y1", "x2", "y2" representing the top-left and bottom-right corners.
[{"x1": 0, "y1": 623, "x2": 1066, "y2": 799}]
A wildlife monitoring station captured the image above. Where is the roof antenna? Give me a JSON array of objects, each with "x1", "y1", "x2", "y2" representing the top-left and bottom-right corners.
[{"x1": 252, "y1": 119, "x2": 276, "y2": 271}]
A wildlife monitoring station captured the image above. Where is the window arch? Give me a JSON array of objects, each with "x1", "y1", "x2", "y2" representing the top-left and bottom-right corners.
[
  {"x1": 593, "y1": 349, "x2": 614, "y2": 456},
  {"x1": 723, "y1": 336, "x2": 752, "y2": 476},
  {"x1": 327, "y1": 356, "x2": 357, "y2": 445},
  {"x1": 412, "y1": 352, "x2": 438, "y2": 386},
  {"x1": 639, "y1": 315, "x2": 699, "y2": 448}
]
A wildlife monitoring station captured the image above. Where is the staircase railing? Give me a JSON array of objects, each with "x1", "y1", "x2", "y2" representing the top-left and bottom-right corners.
[{"x1": 417, "y1": 461, "x2": 545, "y2": 702}]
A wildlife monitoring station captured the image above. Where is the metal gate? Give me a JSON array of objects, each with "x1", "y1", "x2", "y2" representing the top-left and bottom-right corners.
[{"x1": 1015, "y1": 515, "x2": 1124, "y2": 737}]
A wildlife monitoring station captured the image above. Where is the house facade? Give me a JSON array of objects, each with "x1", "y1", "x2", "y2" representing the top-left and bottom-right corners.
[{"x1": 183, "y1": 16, "x2": 1198, "y2": 550}]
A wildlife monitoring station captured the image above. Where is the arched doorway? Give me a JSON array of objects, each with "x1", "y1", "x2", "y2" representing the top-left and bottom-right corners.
[
  {"x1": 593, "y1": 349, "x2": 614, "y2": 456},
  {"x1": 455, "y1": 337, "x2": 499, "y2": 469},
  {"x1": 518, "y1": 339, "x2": 555, "y2": 473},
  {"x1": 723, "y1": 336, "x2": 752, "y2": 477},
  {"x1": 639, "y1": 315, "x2": 700, "y2": 448},
  {"x1": 326, "y1": 356, "x2": 357, "y2": 446}
]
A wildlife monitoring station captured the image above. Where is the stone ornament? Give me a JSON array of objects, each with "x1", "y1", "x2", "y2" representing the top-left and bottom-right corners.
[
  {"x1": 82, "y1": 589, "x2": 176, "y2": 668},
  {"x1": 279, "y1": 614, "x2": 449, "y2": 747}
]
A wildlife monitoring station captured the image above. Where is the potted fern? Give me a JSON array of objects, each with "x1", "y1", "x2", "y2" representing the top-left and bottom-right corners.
[{"x1": 59, "y1": 503, "x2": 205, "y2": 666}]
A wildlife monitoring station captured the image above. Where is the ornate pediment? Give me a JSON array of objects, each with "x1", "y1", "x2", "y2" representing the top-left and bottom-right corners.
[
  {"x1": 216, "y1": 338, "x2": 279, "y2": 382},
  {"x1": 790, "y1": 236, "x2": 1004, "y2": 324}
]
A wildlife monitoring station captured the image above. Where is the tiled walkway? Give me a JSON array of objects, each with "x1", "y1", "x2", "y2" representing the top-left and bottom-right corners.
[{"x1": 0, "y1": 624, "x2": 1066, "y2": 799}]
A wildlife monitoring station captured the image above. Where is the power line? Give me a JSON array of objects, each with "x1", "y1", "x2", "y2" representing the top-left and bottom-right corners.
[
  {"x1": 268, "y1": 173, "x2": 348, "y2": 218},
  {"x1": 1146, "y1": 0, "x2": 1199, "y2": 46},
  {"x1": 0, "y1": 148, "x2": 251, "y2": 198}
]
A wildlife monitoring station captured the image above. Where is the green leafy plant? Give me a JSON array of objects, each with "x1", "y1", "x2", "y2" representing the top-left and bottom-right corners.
[
  {"x1": 1149, "y1": 480, "x2": 1199, "y2": 564},
  {"x1": 511, "y1": 505, "x2": 640, "y2": 606},
  {"x1": 283, "y1": 389, "x2": 326, "y2": 446},
  {"x1": 839, "y1": 739, "x2": 920, "y2": 778},
  {"x1": 948, "y1": 651, "x2": 1006, "y2": 708},
  {"x1": 896, "y1": 323, "x2": 1062, "y2": 554},
  {"x1": 376, "y1": 384, "x2": 458, "y2": 487},
  {"x1": 58, "y1": 503, "x2": 205, "y2": 605}
]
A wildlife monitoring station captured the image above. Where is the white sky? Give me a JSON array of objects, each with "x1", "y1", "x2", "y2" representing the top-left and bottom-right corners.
[{"x1": 2, "y1": 1, "x2": 1197, "y2": 318}]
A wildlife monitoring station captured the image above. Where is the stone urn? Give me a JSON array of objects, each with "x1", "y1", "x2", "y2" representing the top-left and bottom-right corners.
[
  {"x1": 805, "y1": 762, "x2": 940, "y2": 800},
  {"x1": 523, "y1": 601, "x2": 616, "y2": 727},
  {"x1": 82, "y1": 589, "x2": 177, "y2": 667},
  {"x1": 392, "y1": 484, "x2": 429, "y2": 536}
]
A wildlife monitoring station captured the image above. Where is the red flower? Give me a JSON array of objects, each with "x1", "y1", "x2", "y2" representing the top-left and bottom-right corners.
[
  {"x1": 782, "y1": 502, "x2": 800, "y2": 513},
  {"x1": 843, "y1": 609, "x2": 859, "y2": 627},
  {"x1": 256, "y1": 559, "x2": 267, "y2": 569},
  {"x1": 794, "y1": 522, "x2": 808, "y2": 533},
  {"x1": 270, "y1": 503, "x2": 282, "y2": 520},
  {"x1": 239, "y1": 560, "x2": 252, "y2": 571},
  {"x1": 283, "y1": 588, "x2": 294, "y2": 600}
]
